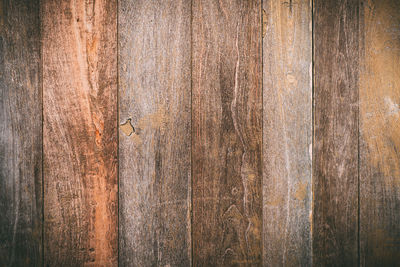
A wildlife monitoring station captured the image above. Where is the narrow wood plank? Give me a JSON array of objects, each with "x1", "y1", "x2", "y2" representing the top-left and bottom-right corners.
[
  {"x1": 118, "y1": 1, "x2": 191, "y2": 266},
  {"x1": 313, "y1": 0, "x2": 359, "y2": 265},
  {"x1": 192, "y1": 1, "x2": 262, "y2": 265},
  {"x1": 42, "y1": 0, "x2": 117, "y2": 265},
  {"x1": 359, "y1": 0, "x2": 400, "y2": 265},
  {"x1": 262, "y1": 0, "x2": 312, "y2": 266},
  {"x1": 0, "y1": 1, "x2": 42, "y2": 265}
]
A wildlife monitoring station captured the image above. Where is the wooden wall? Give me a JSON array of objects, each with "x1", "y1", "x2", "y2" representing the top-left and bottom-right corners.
[{"x1": 0, "y1": 0, "x2": 399, "y2": 266}]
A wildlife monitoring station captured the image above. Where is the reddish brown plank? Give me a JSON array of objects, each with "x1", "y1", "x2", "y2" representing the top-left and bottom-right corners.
[
  {"x1": 262, "y1": 0, "x2": 312, "y2": 266},
  {"x1": 192, "y1": 0, "x2": 262, "y2": 265},
  {"x1": 42, "y1": 0, "x2": 117, "y2": 265},
  {"x1": 313, "y1": 0, "x2": 360, "y2": 265},
  {"x1": 359, "y1": 0, "x2": 400, "y2": 265},
  {"x1": 118, "y1": 0, "x2": 191, "y2": 266},
  {"x1": 0, "y1": 0, "x2": 42, "y2": 265}
]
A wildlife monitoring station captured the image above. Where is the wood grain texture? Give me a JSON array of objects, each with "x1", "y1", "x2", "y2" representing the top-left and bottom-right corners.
[
  {"x1": 118, "y1": 1, "x2": 191, "y2": 266},
  {"x1": 0, "y1": 1, "x2": 42, "y2": 265},
  {"x1": 42, "y1": 0, "x2": 117, "y2": 265},
  {"x1": 192, "y1": 0, "x2": 262, "y2": 265},
  {"x1": 262, "y1": 0, "x2": 312, "y2": 266},
  {"x1": 359, "y1": 0, "x2": 400, "y2": 265},
  {"x1": 313, "y1": 0, "x2": 359, "y2": 265}
]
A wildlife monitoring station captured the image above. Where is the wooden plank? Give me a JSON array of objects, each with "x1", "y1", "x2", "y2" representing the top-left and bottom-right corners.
[
  {"x1": 262, "y1": 0, "x2": 312, "y2": 266},
  {"x1": 313, "y1": 0, "x2": 359, "y2": 265},
  {"x1": 0, "y1": 1, "x2": 42, "y2": 265},
  {"x1": 42, "y1": 0, "x2": 117, "y2": 265},
  {"x1": 118, "y1": 0, "x2": 191, "y2": 266},
  {"x1": 359, "y1": 0, "x2": 400, "y2": 265},
  {"x1": 192, "y1": 0, "x2": 262, "y2": 265}
]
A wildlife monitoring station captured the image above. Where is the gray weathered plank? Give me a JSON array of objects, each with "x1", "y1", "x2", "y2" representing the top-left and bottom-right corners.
[
  {"x1": 262, "y1": 0, "x2": 312, "y2": 266},
  {"x1": 313, "y1": 0, "x2": 360, "y2": 265},
  {"x1": 42, "y1": 0, "x2": 118, "y2": 265},
  {"x1": 192, "y1": 0, "x2": 262, "y2": 265},
  {"x1": 118, "y1": 0, "x2": 191, "y2": 266},
  {"x1": 0, "y1": 0, "x2": 42, "y2": 265},
  {"x1": 359, "y1": 0, "x2": 400, "y2": 265}
]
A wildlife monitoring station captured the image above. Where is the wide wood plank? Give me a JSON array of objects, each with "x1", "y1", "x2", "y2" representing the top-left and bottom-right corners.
[
  {"x1": 42, "y1": 0, "x2": 117, "y2": 265},
  {"x1": 359, "y1": 0, "x2": 400, "y2": 265},
  {"x1": 313, "y1": 0, "x2": 360, "y2": 265},
  {"x1": 118, "y1": 1, "x2": 191, "y2": 266},
  {"x1": 192, "y1": 0, "x2": 262, "y2": 265},
  {"x1": 262, "y1": 0, "x2": 312, "y2": 266},
  {"x1": 0, "y1": 1, "x2": 42, "y2": 265}
]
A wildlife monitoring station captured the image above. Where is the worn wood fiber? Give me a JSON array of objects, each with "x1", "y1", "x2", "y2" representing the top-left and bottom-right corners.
[
  {"x1": 313, "y1": 0, "x2": 360, "y2": 266},
  {"x1": 262, "y1": 0, "x2": 312, "y2": 266},
  {"x1": 192, "y1": 0, "x2": 262, "y2": 265},
  {"x1": 42, "y1": 0, "x2": 118, "y2": 265},
  {"x1": 359, "y1": 0, "x2": 400, "y2": 265},
  {"x1": 118, "y1": 0, "x2": 191, "y2": 266},
  {"x1": 0, "y1": 0, "x2": 42, "y2": 265}
]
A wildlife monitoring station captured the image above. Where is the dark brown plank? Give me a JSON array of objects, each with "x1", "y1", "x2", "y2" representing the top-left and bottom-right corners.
[
  {"x1": 262, "y1": 0, "x2": 312, "y2": 266},
  {"x1": 42, "y1": 0, "x2": 117, "y2": 265},
  {"x1": 192, "y1": 0, "x2": 262, "y2": 265},
  {"x1": 118, "y1": 0, "x2": 191, "y2": 266},
  {"x1": 0, "y1": 1, "x2": 42, "y2": 265},
  {"x1": 359, "y1": 0, "x2": 400, "y2": 265},
  {"x1": 313, "y1": 0, "x2": 359, "y2": 265}
]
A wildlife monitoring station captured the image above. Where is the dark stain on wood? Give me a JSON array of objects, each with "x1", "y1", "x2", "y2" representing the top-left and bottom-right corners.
[
  {"x1": 0, "y1": 0, "x2": 42, "y2": 266},
  {"x1": 313, "y1": 0, "x2": 360, "y2": 265},
  {"x1": 192, "y1": 0, "x2": 262, "y2": 265}
]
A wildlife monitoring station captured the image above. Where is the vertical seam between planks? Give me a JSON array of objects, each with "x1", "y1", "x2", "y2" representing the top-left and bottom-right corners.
[
  {"x1": 190, "y1": 0, "x2": 193, "y2": 266},
  {"x1": 311, "y1": 0, "x2": 314, "y2": 266},
  {"x1": 40, "y1": 0, "x2": 44, "y2": 265},
  {"x1": 260, "y1": 0, "x2": 263, "y2": 262},
  {"x1": 357, "y1": 0, "x2": 361, "y2": 265},
  {"x1": 117, "y1": 0, "x2": 120, "y2": 265}
]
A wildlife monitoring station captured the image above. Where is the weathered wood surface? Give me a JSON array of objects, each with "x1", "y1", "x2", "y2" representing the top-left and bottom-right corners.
[
  {"x1": 118, "y1": 0, "x2": 191, "y2": 266},
  {"x1": 359, "y1": 0, "x2": 400, "y2": 265},
  {"x1": 192, "y1": 0, "x2": 262, "y2": 265},
  {"x1": 262, "y1": 0, "x2": 312, "y2": 266},
  {"x1": 0, "y1": 1, "x2": 42, "y2": 266},
  {"x1": 42, "y1": 0, "x2": 118, "y2": 265},
  {"x1": 2, "y1": 1, "x2": 400, "y2": 265},
  {"x1": 313, "y1": 0, "x2": 360, "y2": 265}
]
